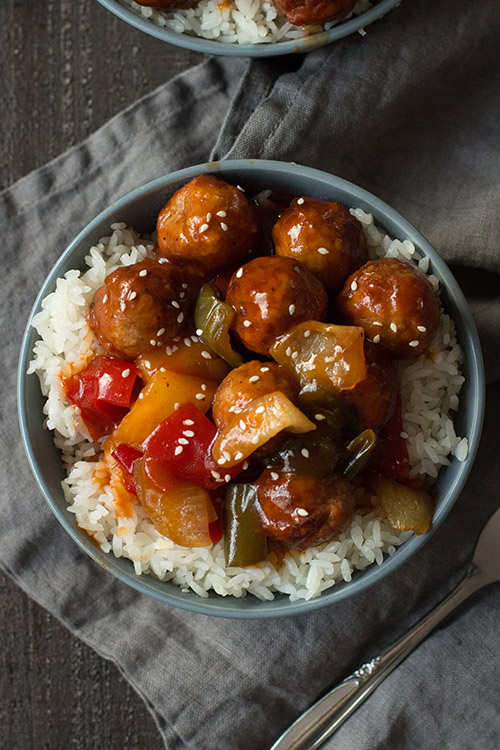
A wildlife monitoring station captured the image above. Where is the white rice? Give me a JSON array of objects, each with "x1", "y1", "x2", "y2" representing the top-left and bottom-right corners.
[
  {"x1": 122, "y1": 0, "x2": 373, "y2": 46},
  {"x1": 29, "y1": 209, "x2": 466, "y2": 601}
]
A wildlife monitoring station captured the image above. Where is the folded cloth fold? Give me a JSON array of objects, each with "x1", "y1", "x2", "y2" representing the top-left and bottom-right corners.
[{"x1": 2, "y1": 0, "x2": 500, "y2": 748}]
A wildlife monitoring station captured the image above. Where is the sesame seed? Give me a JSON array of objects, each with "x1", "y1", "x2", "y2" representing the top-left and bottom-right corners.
[
  {"x1": 224, "y1": 474, "x2": 231, "y2": 483},
  {"x1": 120, "y1": 301, "x2": 126, "y2": 312},
  {"x1": 217, "y1": 210, "x2": 227, "y2": 217},
  {"x1": 166, "y1": 347, "x2": 172, "y2": 355},
  {"x1": 217, "y1": 457, "x2": 226, "y2": 465},
  {"x1": 173, "y1": 336, "x2": 180, "y2": 342},
  {"x1": 237, "y1": 185, "x2": 245, "y2": 192},
  {"x1": 102, "y1": 294, "x2": 108, "y2": 303},
  {"x1": 139, "y1": 269, "x2": 148, "y2": 277},
  {"x1": 270, "y1": 472, "x2": 279, "y2": 481},
  {"x1": 183, "y1": 430, "x2": 195, "y2": 438},
  {"x1": 149, "y1": 339, "x2": 156, "y2": 346},
  {"x1": 297, "y1": 197, "x2": 305, "y2": 205},
  {"x1": 315, "y1": 413, "x2": 326, "y2": 421},
  {"x1": 243, "y1": 320, "x2": 251, "y2": 328},
  {"x1": 351, "y1": 281, "x2": 358, "y2": 291},
  {"x1": 121, "y1": 369, "x2": 130, "y2": 378},
  {"x1": 174, "y1": 446, "x2": 184, "y2": 456},
  {"x1": 183, "y1": 419, "x2": 194, "y2": 426},
  {"x1": 289, "y1": 304, "x2": 296, "y2": 316},
  {"x1": 221, "y1": 223, "x2": 228, "y2": 232},
  {"x1": 260, "y1": 366, "x2": 270, "y2": 373},
  {"x1": 179, "y1": 292, "x2": 185, "y2": 299},
  {"x1": 303, "y1": 329, "x2": 311, "y2": 338},
  {"x1": 224, "y1": 451, "x2": 232, "y2": 461},
  {"x1": 251, "y1": 436, "x2": 259, "y2": 444},
  {"x1": 171, "y1": 300, "x2": 180, "y2": 309},
  {"x1": 195, "y1": 393, "x2": 205, "y2": 400},
  {"x1": 206, "y1": 212, "x2": 212, "y2": 221},
  {"x1": 184, "y1": 337, "x2": 192, "y2": 347},
  {"x1": 297, "y1": 508, "x2": 309, "y2": 517},
  {"x1": 373, "y1": 334, "x2": 381, "y2": 343},
  {"x1": 160, "y1": 367, "x2": 166, "y2": 373},
  {"x1": 235, "y1": 268, "x2": 243, "y2": 278},
  {"x1": 390, "y1": 323, "x2": 398, "y2": 333},
  {"x1": 301, "y1": 448, "x2": 310, "y2": 458},
  {"x1": 201, "y1": 351, "x2": 212, "y2": 359},
  {"x1": 255, "y1": 406, "x2": 265, "y2": 414},
  {"x1": 144, "y1": 360, "x2": 151, "y2": 368},
  {"x1": 417, "y1": 325, "x2": 427, "y2": 332},
  {"x1": 234, "y1": 451, "x2": 244, "y2": 461},
  {"x1": 317, "y1": 247, "x2": 329, "y2": 255},
  {"x1": 199, "y1": 223, "x2": 209, "y2": 232},
  {"x1": 178, "y1": 438, "x2": 189, "y2": 446},
  {"x1": 174, "y1": 402, "x2": 180, "y2": 410},
  {"x1": 195, "y1": 328, "x2": 203, "y2": 336},
  {"x1": 409, "y1": 340, "x2": 420, "y2": 347},
  {"x1": 201, "y1": 384, "x2": 207, "y2": 391},
  {"x1": 291, "y1": 351, "x2": 298, "y2": 360},
  {"x1": 157, "y1": 327, "x2": 165, "y2": 336},
  {"x1": 285, "y1": 346, "x2": 292, "y2": 357},
  {"x1": 239, "y1": 420, "x2": 247, "y2": 431},
  {"x1": 249, "y1": 375, "x2": 260, "y2": 383},
  {"x1": 211, "y1": 470, "x2": 221, "y2": 480},
  {"x1": 177, "y1": 312, "x2": 184, "y2": 324},
  {"x1": 129, "y1": 291, "x2": 137, "y2": 300},
  {"x1": 182, "y1": 283, "x2": 188, "y2": 289},
  {"x1": 242, "y1": 461, "x2": 249, "y2": 470},
  {"x1": 138, "y1": 393, "x2": 144, "y2": 400},
  {"x1": 372, "y1": 321, "x2": 383, "y2": 327}
]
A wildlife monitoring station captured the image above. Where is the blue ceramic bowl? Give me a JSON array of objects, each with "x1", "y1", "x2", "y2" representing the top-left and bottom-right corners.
[
  {"x1": 97, "y1": 0, "x2": 401, "y2": 57},
  {"x1": 18, "y1": 160, "x2": 485, "y2": 618}
]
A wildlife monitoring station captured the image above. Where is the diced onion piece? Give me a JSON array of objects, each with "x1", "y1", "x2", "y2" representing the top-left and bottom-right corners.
[
  {"x1": 211, "y1": 391, "x2": 316, "y2": 468},
  {"x1": 134, "y1": 458, "x2": 212, "y2": 547},
  {"x1": 374, "y1": 477, "x2": 434, "y2": 535},
  {"x1": 271, "y1": 321, "x2": 366, "y2": 392}
]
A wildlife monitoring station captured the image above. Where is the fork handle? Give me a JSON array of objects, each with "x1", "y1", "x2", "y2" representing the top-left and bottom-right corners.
[{"x1": 269, "y1": 564, "x2": 485, "y2": 750}]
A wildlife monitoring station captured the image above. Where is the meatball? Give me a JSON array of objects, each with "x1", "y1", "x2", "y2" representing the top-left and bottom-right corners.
[
  {"x1": 341, "y1": 341, "x2": 399, "y2": 431},
  {"x1": 272, "y1": 198, "x2": 368, "y2": 293},
  {"x1": 225, "y1": 256, "x2": 328, "y2": 356},
  {"x1": 88, "y1": 258, "x2": 190, "y2": 359},
  {"x1": 212, "y1": 361, "x2": 299, "y2": 430},
  {"x1": 156, "y1": 175, "x2": 260, "y2": 275},
  {"x1": 337, "y1": 258, "x2": 441, "y2": 358},
  {"x1": 255, "y1": 470, "x2": 355, "y2": 550},
  {"x1": 273, "y1": 0, "x2": 356, "y2": 26}
]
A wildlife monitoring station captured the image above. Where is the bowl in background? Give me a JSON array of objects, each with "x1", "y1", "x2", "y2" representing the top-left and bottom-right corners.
[
  {"x1": 96, "y1": 0, "x2": 401, "y2": 57},
  {"x1": 18, "y1": 159, "x2": 485, "y2": 618}
]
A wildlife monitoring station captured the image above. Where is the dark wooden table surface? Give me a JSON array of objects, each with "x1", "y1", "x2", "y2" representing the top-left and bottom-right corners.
[{"x1": 1, "y1": 2, "x2": 202, "y2": 747}]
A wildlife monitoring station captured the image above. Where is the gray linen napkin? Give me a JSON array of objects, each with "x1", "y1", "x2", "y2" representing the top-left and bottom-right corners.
[{"x1": 2, "y1": 0, "x2": 500, "y2": 748}]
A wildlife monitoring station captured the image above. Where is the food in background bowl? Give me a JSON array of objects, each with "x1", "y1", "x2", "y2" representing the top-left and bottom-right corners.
[
  {"x1": 123, "y1": 0, "x2": 373, "y2": 46},
  {"x1": 27, "y1": 171, "x2": 470, "y2": 602}
]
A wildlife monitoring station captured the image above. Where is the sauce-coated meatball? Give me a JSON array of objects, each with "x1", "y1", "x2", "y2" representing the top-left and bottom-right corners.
[
  {"x1": 226, "y1": 256, "x2": 328, "y2": 356},
  {"x1": 341, "y1": 341, "x2": 399, "y2": 431},
  {"x1": 256, "y1": 470, "x2": 355, "y2": 549},
  {"x1": 337, "y1": 258, "x2": 441, "y2": 358},
  {"x1": 156, "y1": 175, "x2": 260, "y2": 275},
  {"x1": 273, "y1": 0, "x2": 356, "y2": 26},
  {"x1": 88, "y1": 258, "x2": 190, "y2": 359},
  {"x1": 272, "y1": 198, "x2": 368, "y2": 293},
  {"x1": 212, "y1": 361, "x2": 299, "y2": 430}
]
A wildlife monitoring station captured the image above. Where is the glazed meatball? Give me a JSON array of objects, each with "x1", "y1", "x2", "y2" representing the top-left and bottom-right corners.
[
  {"x1": 273, "y1": 0, "x2": 356, "y2": 26},
  {"x1": 225, "y1": 256, "x2": 328, "y2": 356},
  {"x1": 212, "y1": 361, "x2": 299, "y2": 430},
  {"x1": 337, "y1": 258, "x2": 441, "y2": 358},
  {"x1": 88, "y1": 258, "x2": 190, "y2": 359},
  {"x1": 341, "y1": 341, "x2": 399, "y2": 431},
  {"x1": 256, "y1": 470, "x2": 355, "y2": 550},
  {"x1": 156, "y1": 175, "x2": 260, "y2": 275},
  {"x1": 273, "y1": 198, "x2": 368, "y2": 293}
]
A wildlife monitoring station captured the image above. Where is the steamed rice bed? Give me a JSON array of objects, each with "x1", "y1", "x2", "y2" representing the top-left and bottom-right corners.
[{"x1": 29, "y1": 207, "x2": 467, "y2": 602}]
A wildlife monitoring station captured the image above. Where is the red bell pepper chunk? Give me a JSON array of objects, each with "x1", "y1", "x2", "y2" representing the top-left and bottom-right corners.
[
  {"x1": 377, "y1": 392, "x2": 409, "y2": 478},
  {"x1": 64, "y1": 356, "x2": 139, "y2": 440},
  {"x1": 111, "y1": 443, "x2": 143, "y2": 494},
  {"x1": 143, "y1": 403, "x2": 242, "y2": 490}
]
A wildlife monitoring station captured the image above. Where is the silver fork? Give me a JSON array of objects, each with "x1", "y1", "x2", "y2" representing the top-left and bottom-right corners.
[{"x1": 270, "y1": 506, "x2": 500, "y2": 750}]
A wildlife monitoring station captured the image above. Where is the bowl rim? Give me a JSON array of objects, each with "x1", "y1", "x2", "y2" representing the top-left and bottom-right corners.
[
  {"x1": 96, "y1": 0, "x2": 401, "y2": 57},
  {"x1": 18, "y1": 159, "x2": 485, "y2": 618}
]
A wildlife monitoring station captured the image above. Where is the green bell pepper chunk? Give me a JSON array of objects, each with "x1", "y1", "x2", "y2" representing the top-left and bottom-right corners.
[
  {"x1": 343, "y1": 429, "x2": 377, "y2": 480},
  {"x1": 194, "y1": 283, "x2": 243, "y2": 369},
  {"x1": 224, "y1": 484, "x2": 268, "y2": 568}
]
